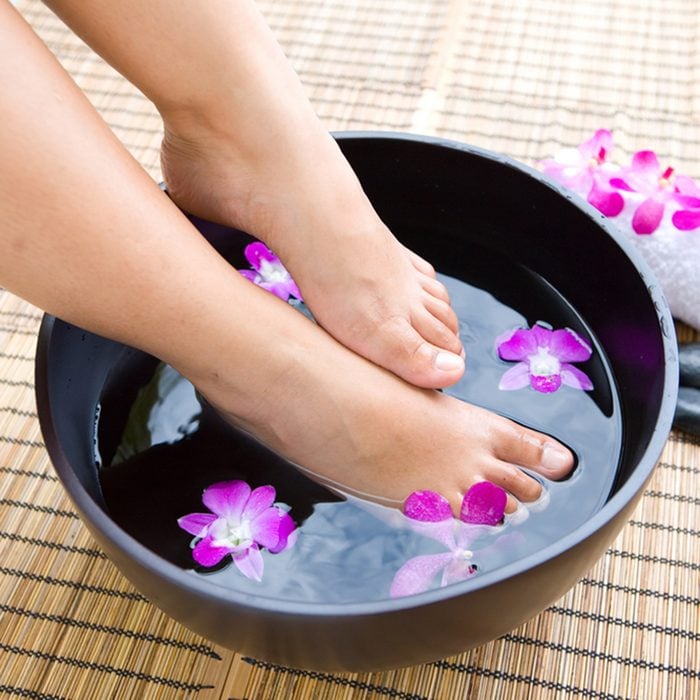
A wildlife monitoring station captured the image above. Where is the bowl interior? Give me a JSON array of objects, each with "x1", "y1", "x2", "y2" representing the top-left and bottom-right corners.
[{"x1": 37, "y1": 132, "x2": 677, "y2": 605}]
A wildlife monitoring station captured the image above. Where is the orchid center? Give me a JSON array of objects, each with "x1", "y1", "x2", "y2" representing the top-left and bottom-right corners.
[
  {"x1": 588, "y1": 147, "x2": 606, "y2": 169},
  {"x1": 259, "y1": 258, "x2": 291, "y2": 283},
  {"x1": 659, "y1": 166, "x2": 674, "y2": 188},
  {"x1": 211, "y1": 518, "x2": 253, "y2": 549},
  {"x1": 456, "y1": 548, "x2": 474, "y2": 560},
  {"x1": 528, "y1": 346, "x2": 561, "y2": 377}
]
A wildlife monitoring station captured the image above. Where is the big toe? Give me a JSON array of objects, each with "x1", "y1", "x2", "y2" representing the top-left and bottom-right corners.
[{"x1": 370, "y1": 318, "x2": 465, "y2": 389}]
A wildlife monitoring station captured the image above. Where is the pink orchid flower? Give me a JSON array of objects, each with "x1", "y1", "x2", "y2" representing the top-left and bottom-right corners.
[
  {"x1": 239, "y1": 241, "x2": 303, "y2": 302},
  {"x1": 178, "y1": 480, "x2": 296, "y2": 581},
  {"x1": 670, "y1": 175, "x2": 700, "y2": 231},
  {"x1": 540, "y1": 129, "x2": 624, "y2": 216},
  {"x1": 390, "y1": 483, "x2": 507, "y2": 598},
  {"x1": 609, "y1": 151, "x2": 694, "y2": 234},
  {"x1": 497, "y1": 323, "x2": 593, "y2": 394}
]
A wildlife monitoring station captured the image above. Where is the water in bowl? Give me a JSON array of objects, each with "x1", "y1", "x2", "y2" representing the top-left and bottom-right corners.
[{"x1": 96, "y1": 243, "x2": 621, "y2": 604}]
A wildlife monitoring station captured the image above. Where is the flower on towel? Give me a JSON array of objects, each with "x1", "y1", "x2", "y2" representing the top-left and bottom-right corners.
[
  {"x1": 540, "y1": 129, "x2": 624, "y2": 216},
  {"x1": 390, "y1": 483, "x2": 507, "y2": 597},
  {"x1": 670, "y1": 175, "x2": 700, "y2": 231},
  {"x1": 496, "y1": 323, "x2": 593, "y2": 394},
  {"x1": 239, "y1": 241, "x2": 303, "y2": 302},
  {"x1": 178, "y1": 480, "x2": 296, "y2": 581},
  {"x1": 608, "y1": 151, "x2": 700, "y2": 234},
  {"x1": 540, "y1": 130, "x2": 700, "y2": 234}
]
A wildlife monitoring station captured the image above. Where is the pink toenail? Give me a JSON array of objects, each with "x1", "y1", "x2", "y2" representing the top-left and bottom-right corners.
[{"x1": 435, "y1": 352, "x2": 464, "y2": 372}]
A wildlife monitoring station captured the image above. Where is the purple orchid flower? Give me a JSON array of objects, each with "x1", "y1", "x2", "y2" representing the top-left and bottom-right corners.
[
  {"x1": 178, "y1": 480, "x2": 296, "y2": 582},
  {"x1": 239, "y1": 241, "x2": 303, "y2": 302},
  {"x1": 608, "y1": 151, "x2": 696, "y2": 234},
  {"x1": 540, "y1": 129, "x2": 624, "y2": 216},
  {"x1": 670, "y1": 175, "x2": 700, "y2": 231},
  {"x1": 391, "y1": 483, "x2": 507, "y2": 598},
  {"x1": 496, "y1": 323, "x2": 593, "y2": 394}
]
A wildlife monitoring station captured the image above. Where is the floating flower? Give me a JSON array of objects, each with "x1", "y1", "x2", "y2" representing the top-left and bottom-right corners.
[
  {"x1": 239, "y1": 241, "x2": 303, "y2": 302},
  {"x1": 609, "y1": 151, "x2": 693, "y2": 234},
  {"x1": 404, "y1": 482, "x2": 507, "y2": 526},
  {"x1": 390, "y1": 483, "x2": 508, "y2": 597},
  {"x1": 178, "y1": 480, "x2": 296, "y2": 581},
  {"x1": 540, "y1": 129, "x2": 624, "y2": 216},
  {"x1": 497, "y1": 323, "x2": 593, "y2": 393}
]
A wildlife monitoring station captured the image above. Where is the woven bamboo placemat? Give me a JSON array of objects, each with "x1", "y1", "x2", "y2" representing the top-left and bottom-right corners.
[{"x1": 1, "y1": 1, "x2": 698, "y2": 698}]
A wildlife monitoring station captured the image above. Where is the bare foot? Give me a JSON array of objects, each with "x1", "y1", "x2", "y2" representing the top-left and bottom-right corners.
[
  {"x1": 189, "y1": 282, "x2": 574, "y2": 517},
  {"x1": 160, "y1": 122, "x2": 465, "y2": 390}
]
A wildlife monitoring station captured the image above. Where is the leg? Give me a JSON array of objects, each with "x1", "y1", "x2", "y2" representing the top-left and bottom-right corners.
[
  {"x1": 43, "y1": 0, "x2": 466, "y2": 389},
  {"x1": 0, "y1": 2, "x2": 572, "y2": 515}
]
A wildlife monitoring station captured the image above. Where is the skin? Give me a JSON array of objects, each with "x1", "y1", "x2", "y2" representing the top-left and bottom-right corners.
[
  {"x1": 44, "y1": 0, "x2": 465, "y2": 390},
  {"x1": 0, "y1": 1, "x2": 574, "y2": 515}
]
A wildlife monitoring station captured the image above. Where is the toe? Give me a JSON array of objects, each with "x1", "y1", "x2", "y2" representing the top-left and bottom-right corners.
[
  {"x1": 412, "y1": 307, "x2": 463, "y2": 357},
  {"x1": 419, "y1": 273, "x2": 451, "y2": 304},
  {"x1": 405, "y1": 248, "x2": 436, "y2": 277},
  {"x1": 379, "y1": 317, "x2": 465, "y2": 388},
  {"x1": 483, "y1": 461, "x2": 543, "y2": 503},
  {"x1": 489, "y1": 417, "x2": 574, "y2": 480},
  {"x1": 424, "y1": 294, "x2": 460, "y2": 336}
]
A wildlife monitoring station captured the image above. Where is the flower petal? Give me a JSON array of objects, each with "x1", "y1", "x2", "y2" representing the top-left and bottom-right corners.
[
  {"x1": 460, "y1": 482, "x2": 507, "y2": 526},
  {"x1": 631, "y1": 150, "x2": 660, "y2": 174},
  {"x1": 549, "y1": 328, "x2": 592, "y2": 362},
  {"x1": 498, "y1": 363, "x2": 531, "y2": 390},
  {"x1": 409, "y1": 519, "x2": 459, "y2": 550},
  {"x1": 587, "y1": 183, "x2": 624, "y2": 216},
  {"x1": 609, "y1": 177, "x2": 635, "y2": 192},
  {"x1": 250, "y1": 507, "x2": 289, "y2": 551},
  {"x1": 233, "y1": 544, "x2": 265, "y2": 582},
  {"x1": 404, "y1": 490, "x2": 453, "y2": 522},
  {"x1": 244, "y1": 241, "x2": 278, "y2": 271},
  {"x1": 672, "y1": 209, "x2": 700, "y2": 231},
  {"x1": 673, "y1": 195, "x2": 700, "y2": 209},
  {"x1": 389, "y1": 553, "x2": 453, "y2": 598},
  {"x1": 177, "y1": 512, "x2": 216, "y2": 538},
  {"x1": 531, "y1": 324, "x2": 552, "y2": 347},
  {"x1": 497, "y1": 328, "x2": 538, "y2": 361},
  {"x1": 584, "y1": 129, "x2": 614, "y2": 158},
  {"x1": 202, "y1": 480, "x2": 251, "y2": 520},
  {"x1": 258, "y1": 280, "x2": 292, "y2": 301},
  {"x1": 287, "y1": 279, "x2": 304, "y2": 302},
  {"x1": 238, "y1": 269, "x2": 259, "y2": 283},
  {"x1": 673, "y1": 175, "x2": 700, "y2": 197},
  {"x1": 632, "y1": 197, "x2": 664, "y2": 234},
  {"x1": 269, "y1": 512, "x2": 297, "y2": 553},
  {"x1": 243, "y1": 485, "x2": 277, "y2": 521},
  {"x1": 192, "y1": 535, "x2": 232, "y2": 567},
  {"x1": 530, "y1": 373, "x2": 562, "y2": 393},
  {"x1": 560, "y1": 364, "x2": 594, "y2": 391}
]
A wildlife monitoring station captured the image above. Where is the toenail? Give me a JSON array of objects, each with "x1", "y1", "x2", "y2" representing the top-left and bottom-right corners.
[
  {"x1": 541, "y1": 444, "x2": 572, "y2": 474},
  {"x1": 435, "y1": 352, "x2": 465, "y2": 372}
]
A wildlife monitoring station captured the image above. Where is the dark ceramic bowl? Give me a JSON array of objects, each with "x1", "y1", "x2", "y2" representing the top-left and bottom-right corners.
[{"x1": 35, "y1": 132, "x2": 678, "y2": 671}]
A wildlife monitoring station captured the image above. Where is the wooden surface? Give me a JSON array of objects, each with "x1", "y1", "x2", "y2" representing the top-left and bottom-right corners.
[{"x1": 1, "y1": 1, "x2": 698, "y2": 698}]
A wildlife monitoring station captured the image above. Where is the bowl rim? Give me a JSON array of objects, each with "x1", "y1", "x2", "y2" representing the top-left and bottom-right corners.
[{"x1": 35, "y1": 130, "x2": 679, "y2": 617}]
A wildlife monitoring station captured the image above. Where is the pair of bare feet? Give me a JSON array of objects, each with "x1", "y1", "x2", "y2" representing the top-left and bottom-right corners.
[{"x1": 160, "y1": 114, "x2": 574, "y2": 517}]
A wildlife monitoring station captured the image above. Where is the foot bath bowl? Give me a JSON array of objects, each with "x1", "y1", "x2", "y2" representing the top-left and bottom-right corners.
[{"x1": 35, "y1": 132, "x2": 678, "y2": 671}]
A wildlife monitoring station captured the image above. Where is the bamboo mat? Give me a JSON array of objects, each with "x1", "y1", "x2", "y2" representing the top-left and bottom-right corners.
[{"x1": 1, "y1": 1, "x2": 699, "y2": 698}]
